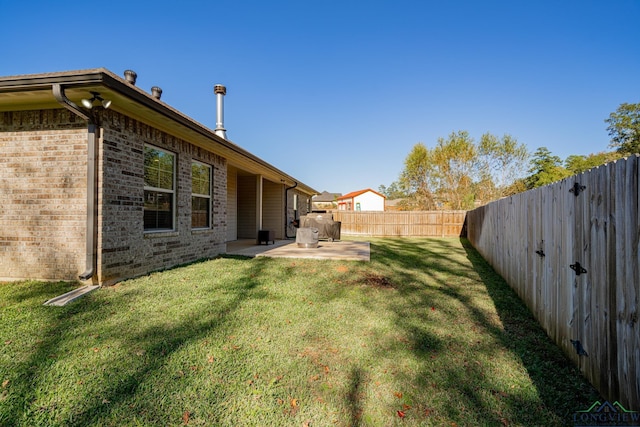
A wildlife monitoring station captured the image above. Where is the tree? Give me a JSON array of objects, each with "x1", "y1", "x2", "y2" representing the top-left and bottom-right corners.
[
  {"x1": 565, "y1": 151, "x2": 620, "y2": 174},
  {"x1": 503, "y1": 178, "x2": 528, "y2": 197},
  {"x1": 398, "y1": 143, "x2": 437, "y2": 210},
  {"x1": 605, "y1": 102, "x2": 640, "y2": 155},
  {"x1": 378, "y1": 181, "x2": 407, "y2": 200},
  {"x1": 477, "y1": 133, "x2": 529, "y2": 199},
  {"x1": 392, "y1": 131, "x2": 530, "y2": 210},
  {"x1": 525, "y1": 147, "x2": 571, "y2": 189},
  {"x1": 431, "y1": 131, "x2": 477, "y2": 209}
]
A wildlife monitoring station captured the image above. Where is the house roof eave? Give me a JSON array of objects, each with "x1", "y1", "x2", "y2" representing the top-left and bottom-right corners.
[{"x1": 0, "y1": 68, "x2": 318, "y2": 196}]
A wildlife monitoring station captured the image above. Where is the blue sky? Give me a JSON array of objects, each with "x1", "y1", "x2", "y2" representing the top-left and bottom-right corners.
[{"x1": 2, "y1": 0, "x2": 639, "y2": 193}]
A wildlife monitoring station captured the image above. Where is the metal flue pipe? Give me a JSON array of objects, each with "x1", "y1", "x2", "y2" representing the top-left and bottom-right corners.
[{"x1": 213, "y1": 84, "x2": 227, "y2": 139}]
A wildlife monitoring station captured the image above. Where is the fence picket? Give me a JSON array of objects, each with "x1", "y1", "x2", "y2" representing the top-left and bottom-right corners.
[
  {"x1": 466, "y1": 155, "x2": 640, "y2": 409},
  {"x1": 333, "y1": 210, "x2": 466, "y2": 237}
]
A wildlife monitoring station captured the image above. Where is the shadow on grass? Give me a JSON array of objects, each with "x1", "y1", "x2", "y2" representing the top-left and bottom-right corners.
[
  {"x1": 366, "y1": 237, "x2": 600, "y2": 425},
  {"x1": 460, "y1": 239, "x2": 601, "y2": 418},
  {"x1": 346, "y1": 367, "x2": 366, "y2": 427},
  {"x1": 1, "y1": 280, "x2": 79, "y2": 306},
  {"x1": 0, "y1": 258, "x2": 273, "y2": 426},
  {"x1": 1, "y1": 240, "x2": 602, "y2": 426}
]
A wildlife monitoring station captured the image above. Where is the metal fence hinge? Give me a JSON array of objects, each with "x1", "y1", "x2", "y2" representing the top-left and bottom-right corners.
[
  {"x1": 569, "y1": 182, "x2": 586, "y2": 196},
  {"x1": 570, "y1": 339, "x2": 588, "y2": 356},
  {"x1": 570, "y1": 262, "x2": 587, "y2": 275},
  {"x1": 535, "y1": 249, "x2": 545, "y2": 257}
]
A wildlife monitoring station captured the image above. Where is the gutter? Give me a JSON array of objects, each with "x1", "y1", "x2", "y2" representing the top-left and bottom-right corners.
[
  {"x1": 285, "y1": 181, "x2": 298, "y2": 239},
  {"x1": 52, "y1": 84, "x2": 97, "y2": 282}
]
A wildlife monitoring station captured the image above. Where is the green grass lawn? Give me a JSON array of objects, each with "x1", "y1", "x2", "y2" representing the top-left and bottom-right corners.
[{"x1": 0, "y1": 238, "x2": 599, "y2": 426}]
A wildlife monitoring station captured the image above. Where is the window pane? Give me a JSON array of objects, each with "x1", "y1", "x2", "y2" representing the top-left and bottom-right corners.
[
  {"x1": 144, "y1": 147, "x2": 174, "y2": 190},
  {"x1": 144, "y1": 190, "x2": 173, "y2": 230},
  {"x1": 191, "y1": 162, "x2": 211, "y2": 228},
  {"x1": 192, "y1": 196, "x2": 210, "y2": 228},
  {"x1": 192, "y1": 163, "x2": 210, "y2": 196}
]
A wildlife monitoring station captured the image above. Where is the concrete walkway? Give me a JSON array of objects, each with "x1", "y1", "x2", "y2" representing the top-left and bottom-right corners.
[{"x1": 225, "y1": 239, "x2": 370, "y2": 261}]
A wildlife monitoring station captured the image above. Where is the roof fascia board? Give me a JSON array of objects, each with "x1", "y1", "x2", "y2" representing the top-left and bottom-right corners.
[{"x1": 0, "y1": 70, "x2": 106, "y2": 92}]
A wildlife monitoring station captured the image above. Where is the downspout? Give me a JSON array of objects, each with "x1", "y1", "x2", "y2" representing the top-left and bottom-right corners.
[
  {"x1": 52, "y1": 84, "x2": 97, "y2": 282},
  {"x1": 285, "y1": 181, "x2": 298, "y2": 238}
]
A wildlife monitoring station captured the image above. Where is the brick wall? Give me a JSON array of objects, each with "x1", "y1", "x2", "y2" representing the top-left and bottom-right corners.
[
  {"x1": 0, "y1": 110, "x2": 87, "y2": 280},
  {"x1": 0, "y1": 108, "x2": 228, "y2": 284},
  {"x1": 97, "y1": 110, "x2": 227, "y2": 285},
  {"x1": 1, "y1": 106, "x2": 310, "y2": 285}
]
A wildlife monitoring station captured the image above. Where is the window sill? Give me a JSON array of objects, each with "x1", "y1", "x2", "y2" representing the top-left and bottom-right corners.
[
  {"x1": 144, "y1": 230, "x2": 179, "y2": 238},
  {"x1": 191, "y1": 228, "x2": 213, "y2": 235}
]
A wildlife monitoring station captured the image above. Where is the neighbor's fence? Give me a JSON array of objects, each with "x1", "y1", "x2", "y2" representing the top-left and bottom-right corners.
[
  {"x1": 466, "y1": 155, "x2": 639, "y2": 409},
  {"x1": 333, "y1": 210, "x2": 466, "y2": 237}
]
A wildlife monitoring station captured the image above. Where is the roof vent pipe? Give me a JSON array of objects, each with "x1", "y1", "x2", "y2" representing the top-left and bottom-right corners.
[
  {"x1": 213, "y1": 84, "x2": 227, "y2": 139},
  {"x1": 124, "y1": 70, "x2": 137, "y2": 85},
  {"x1": 151, "y1": 86, "x2": 162, "y2": 100}
]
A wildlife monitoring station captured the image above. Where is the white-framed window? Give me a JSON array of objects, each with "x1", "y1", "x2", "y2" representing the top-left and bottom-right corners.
[
  {"x1": 191, "y1": 161, "x2": 212, "y2": 228},
  {"x1": 144, "y1": 145, "x2": 175, "y2": 231}
]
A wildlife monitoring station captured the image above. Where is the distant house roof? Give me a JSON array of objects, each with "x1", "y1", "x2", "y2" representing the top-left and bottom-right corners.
[
  {"x1": 313, "y1": 191, "x2": 341, "y2": 202},
  {"x1": 337, "y1": 188, "x2": 386, "y2": 201}
]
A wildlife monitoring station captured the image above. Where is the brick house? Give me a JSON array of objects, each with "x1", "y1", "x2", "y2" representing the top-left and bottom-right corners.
[{"x1": 0, "y1": 68, "x2": 317, "y2": 285}]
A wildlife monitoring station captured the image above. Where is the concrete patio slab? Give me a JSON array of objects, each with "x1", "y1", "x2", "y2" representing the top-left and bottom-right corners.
[{"x1": 225, "y1": 239, "x2": 370, "y2": 261}]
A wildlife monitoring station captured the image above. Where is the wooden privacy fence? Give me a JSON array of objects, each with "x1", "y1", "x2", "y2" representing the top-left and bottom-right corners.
[
  {"x1": 333, "y1": 210, "x2": 466, "y2": 237},
  {"x1": 466, "y1": 155, "x2": 639, "y2": 409}
]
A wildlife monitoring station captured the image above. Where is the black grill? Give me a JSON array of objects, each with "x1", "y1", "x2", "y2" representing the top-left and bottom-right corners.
[{"x1": 299, "y1": 213, "x2": 341, "y2": 241}]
